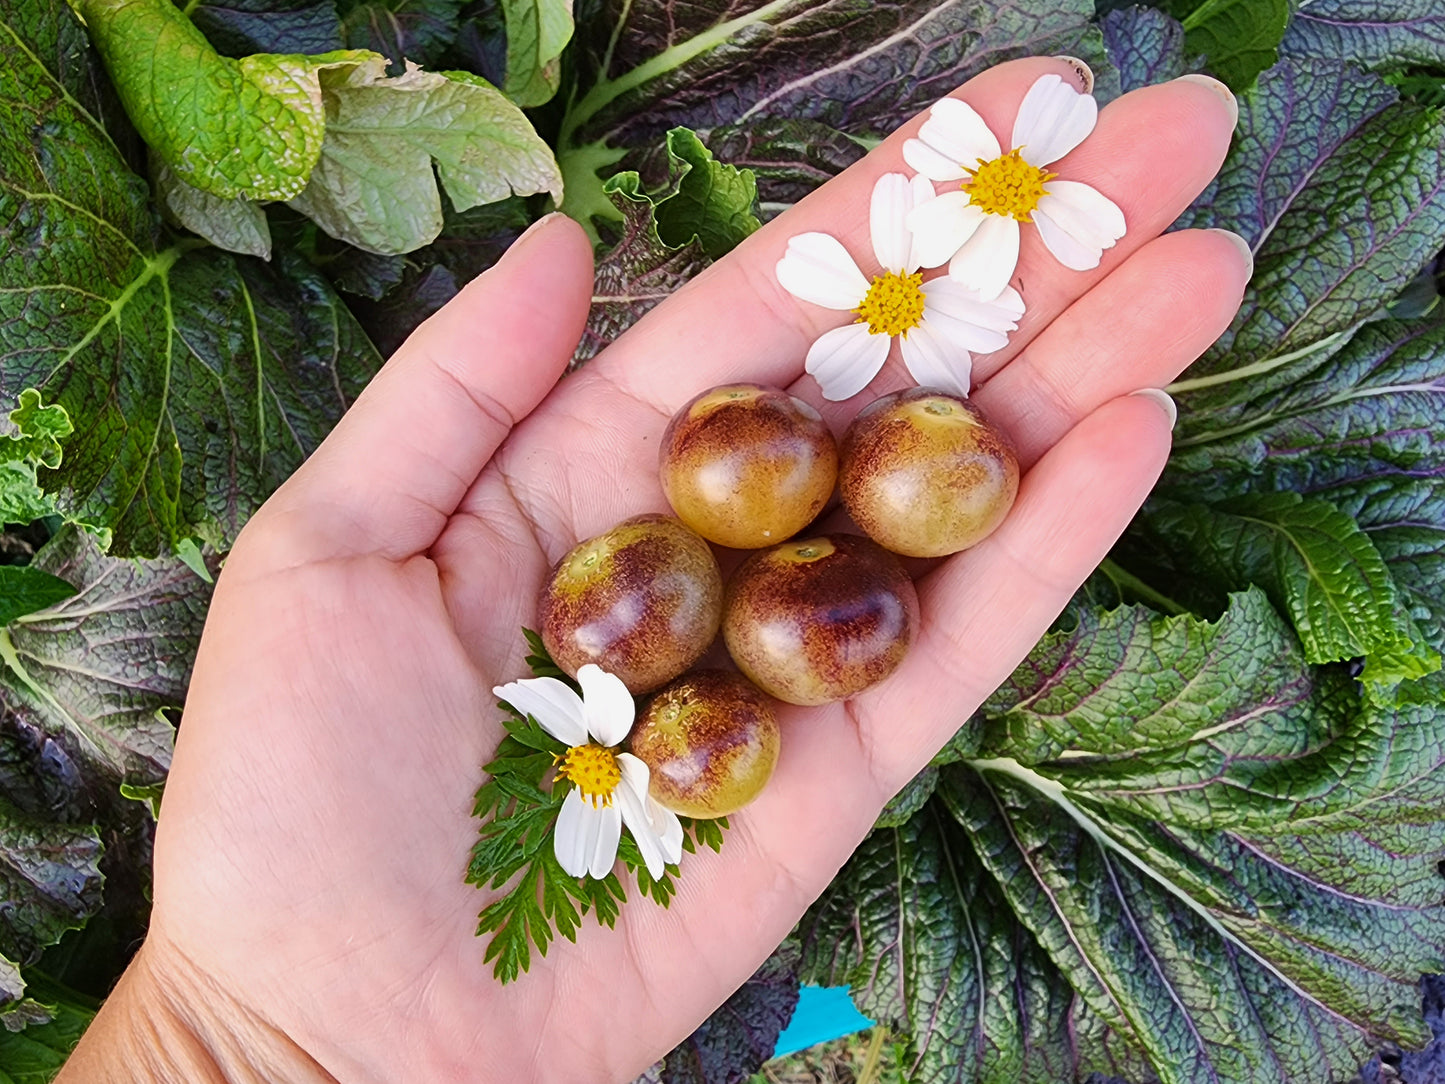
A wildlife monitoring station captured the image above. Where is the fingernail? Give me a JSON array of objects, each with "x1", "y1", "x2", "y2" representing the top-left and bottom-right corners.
[
  {"x1": 1207, "y1": 227, "x2": 1254, "y2": 279},
  {"x1": 1175, "y1": 73, "x2": 1239, "y2": 129},
  {"x1": 1130, "y1": 388, "x2": 1178, "y2": 430},
  {"x1": 511, "y1": 211, "x2": 566, "y2": 249},
  {"x1": 1053, "y1": 56, "x2": 1094, "y2": 94}
]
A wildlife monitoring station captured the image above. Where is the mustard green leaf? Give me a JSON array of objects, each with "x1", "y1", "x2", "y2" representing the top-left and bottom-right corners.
[
  {"x1": 0, "y1": 972, "x2": 94, "y2": 1074},
  {"x1": 188, "y1": 0, "x2": 344, "y2": 56},
  {"x1": 1282, "y1": 0, "x2": 1445, "y2": 71},
  {"x1": 75, "y1": 0, "x2": 381, "y2": 200},
  {"x1": 5, "y1": 392, "x2": 72, "y2": 473},
  {"x1": 0, "y1": 526, "x2": 212, "y2": 788},
  {"x1": 152, "y1": 160, "x2": 273, "y2": 259},
  {"x1": 1139, "y1": 493, "x2": 1419, "y2": 668},
  {"x1": 288, "y1": 64, "x2": 562, "y2": 254},
  {"x1": 0, "y1": 569, "x2": 76, "y2": 629},
  {"x1": 338, "y1": 0, "x2": 464, "y2": 70},
  {"x1": 0, "y1": 3, "x2": 383, "y2": 554},
  {"x1": 499, "y1": 0, "x2": 572, "y2": 107},
  {"x1": 1180, "y1": 0, "x2": 1292, "y2": 92}
]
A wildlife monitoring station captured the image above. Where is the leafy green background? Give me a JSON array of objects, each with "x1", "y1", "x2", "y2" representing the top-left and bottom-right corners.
[{"x1": 3, "y1": 0, "x2": 1445, "y2": 1081}]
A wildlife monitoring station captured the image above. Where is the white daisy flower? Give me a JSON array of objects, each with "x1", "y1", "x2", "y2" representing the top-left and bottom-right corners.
[
  {"x1": 775, "y1": 172, "x2": 1026, "y2": 401},
  {"x1": 494, "y1": 664, "x2": 684, "y2": 880},
  {"x1": 903, "y1": 73, "x2": 1127, "y2": 299}
]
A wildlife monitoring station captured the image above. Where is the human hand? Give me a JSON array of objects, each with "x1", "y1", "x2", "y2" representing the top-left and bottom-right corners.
[{"x1": 57, "y1": 57, "x2": 1248, "y2": 1084}]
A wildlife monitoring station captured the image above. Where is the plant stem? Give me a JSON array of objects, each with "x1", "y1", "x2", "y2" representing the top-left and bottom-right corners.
[
  {"x1": 1097, "y1": 558, "x2": 1187, "y2": 615},
  {"x1": 1165, "y1": 331, "x2": 1346, "y2": 394},
  {"x1": 856, "y1": 1027, "x2": 889, "y2": 1084}
]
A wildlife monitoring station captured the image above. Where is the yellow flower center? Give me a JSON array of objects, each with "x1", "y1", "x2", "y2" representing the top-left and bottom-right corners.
[
  {"x1": 963, "y1": 148, "x2": 1056, "y2": 222},
  {"x1": 556, "y1": 743, "x2": 622, "y2": 807},
  {"x1": 854, "y1": 270, "x2": 926, "y2": 337}
]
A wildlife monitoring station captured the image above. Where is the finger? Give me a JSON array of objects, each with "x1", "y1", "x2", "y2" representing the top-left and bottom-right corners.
[
  {"x1": 609, "y1": 391, "x2": 1179, "y2": 1041},
  {"x1": 260, "y1": 214, "x2": 594, "y2": 561},
  {"x1": 574, "y1": 60, "x2": 1235, "y2": 414},
  {"x1": 972, "y1": 226, "x2": 1251, "y2": 468},
  {"x1": 853, "y1": 390, "x2": 1178, "y2": 794},
  {"x1": 966, "y1": 73, "x2": 1239, "y2": 383},
  {"x1": 479, "y1": 59, "x2": 1235, "y2": 547}
]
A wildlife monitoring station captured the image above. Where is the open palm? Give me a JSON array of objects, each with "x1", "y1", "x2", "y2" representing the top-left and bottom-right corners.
[{"x1": 89, "y1": 59, "x2": 1246, "y2": 1084}]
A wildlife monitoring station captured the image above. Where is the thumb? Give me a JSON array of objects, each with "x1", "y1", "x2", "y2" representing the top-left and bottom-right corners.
[{"x1": 261, "y1": 213, "x2": 595, "y2": 561}]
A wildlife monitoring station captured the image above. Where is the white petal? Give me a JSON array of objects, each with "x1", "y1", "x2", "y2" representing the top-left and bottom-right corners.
[
  {"x1": 991, "y1": 284, "x2": 1027, "y2": 321},
  {"x1": 1033, "y1": 207, "x2": 1104, "y2": 270},
  {"x1": 588, "y1": 803, "x2": 622, "y2": 879},
  {"x1": 775, "y1": 233, "x2": 869, "y2": 310},
  {"x1": 869, "y1": 173, "x2": 914, "y2": 275},
  {"x1": 616, "y1": 754, "x2": 669, "y2": 879},
  {"x1": 556, "y1": 788, "x2": 608, "y2": 879},
  {"x1": 900, "y1": 321, "x2": 973, "y2": 397},
  {"x1": 577, "y1": 664, "x2": 635, "y2": 747},
  {"x1": 1035, "y1": 181, "x2": 1126, "y2": 250},
  {"x1": 907, "y1": 97, "x2": 1001, "y2": 179},
  {"x1": 922, "y1": 277, "x2": 1025, "y2": 335},
  {"x1": 904, "y1": 174, "x2": 937, "y2": 273},
  {"x1": 493, "y1": 676, "x2": 586, "y2": 747},
  {"x1": 906, "y1": 191, "x2": 985, "y2": 269},
  {"x1": 917, "y1": 306, "x2": 1010, "y2": 355},
  {"x1": 947, "y1": 214, "x2": 1020, "y2": 300},
  {"x1": 1011, "y1": 73, "x2": 1098, "y2": 167},
  {"x1": 649, "y1": 799, "x2": 684, "y2": 865},
  {"x1": 902, "y1": 138, "x2": 969, "y2": 183},
  {"x1": 805, "y1": 323, "x2": 891, "y2": 402}
]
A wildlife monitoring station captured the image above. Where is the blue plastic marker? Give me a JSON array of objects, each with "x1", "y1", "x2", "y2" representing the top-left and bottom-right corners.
[{"x1": 772, "y1": 985, "x2": 875, "y2": 1059}]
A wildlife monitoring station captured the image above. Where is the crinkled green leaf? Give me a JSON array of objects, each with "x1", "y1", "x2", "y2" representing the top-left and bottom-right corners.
[
  {"x1": 874, "y1": 765, "x2": 937, "y2": 828},
  {"x1": 188, "y1": 0, "x2": 345, "y2": 57},
  {"x1": 568, "y1": 0, "x2": 1109, "y2": 149},
  {"x1": 979, "y1": 591, "x2": 1445, "y2": 835},
  {"x1": 659, "y1": 941, "x2": 799, "y2": 1084},
  {"x1": 1335, "y1": 474, "x2": 1445, "y2": 662},
  {"x1": 0, "y1": 526, "x2": 212, "y2": 788},
  {"x1": 0, "y1": 973, "x2": 94, "y2": 1076},
  {"x1": 0, "y1": 393, "x2": 72, "y2": 530},
  {"x1": 575, "y1": 124, "x2": 761, "y2": 362},
  {"x1": 5, "y1": 392, "x2": 73, "y2": 473},
  {"x1": 152, "y1": 161, "x2": 272, "y2": 259},
  {"x1": 0, "y1": 799, "x2": 102, "y2": 990},
  {"x1": 1178, "y1": 0, "x2": 1291, "y2": 92},
  {"x1": 944, "y1": 764, "x2": 1443, "y2": 1084},
  {"x1": 499, "y1": 0, "x2": 573, "y2": 107},
  {"x1": 1282, "y1": 0, "x2": 1445, "y2": 71},
  {"x1": 677, "y1": 118, "x2": 868, "y2": 217},
  {"x1": 1171, "y1": 60, "x2": 1445, "y2": 419},
  {"x1": 611, "y1": 127, "x2": 760, "y2": 259},
  {"x1": 0, "y1": 569, "x2": 75, "y2": 629},
  {"x1": 1137, "y1": 493, "x2": 1423, "y2": 669},
  {"x1": 799, "y1": 804, "x2": 1147, "y2": 1084},
  {"x1": 1101, "y1": 6, "x2": 1192, "y2": 93},
  {"x1": 560, "y1": 0, "x2": 1116, "y2": 224},
  {"x1": 75, "y1": 0, "x2": 377, "y2": 201},
  {"x1": 338, "y1": 0, "x2": 465, "y2": 70},
  {"x1": 0, "y1": 3, "x2": 382, "y2": 555},
  {"x1": 0, "y1": 467, "x2": 58, "y2": 532},
  {"x1": 1157, "y1": 312, "x2": 1445, "y2": 702},
  {"x1": 981, "y1": 588, "x2": 1319, "y2": 764},
  {"x1": 287, "y1": 63, "x2": 561, "y2": 254}
]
